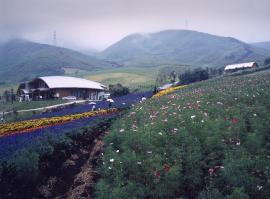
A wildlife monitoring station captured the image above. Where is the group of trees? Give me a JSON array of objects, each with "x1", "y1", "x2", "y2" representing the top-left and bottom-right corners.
[
  {"x1": 264, "y1": 57, "x2": 270, "y2": 66},
  {"x1": 108, "y1": 83, "x2": 130, "y2": 97},
  {"x1": 178, "y1": 68, "x2": 210, "y2": 84},
  {"x1": 1, "y1": 89, "x2": 16, "y2": 103},
  {"x1": 156, "y1": 66, "x2": 223, "y2": 85}
]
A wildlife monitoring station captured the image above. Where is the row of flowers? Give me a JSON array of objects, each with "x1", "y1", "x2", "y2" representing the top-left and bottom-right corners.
[
  {"x1": 153, "y1": 85, "x2": 187, "y2": 98},
  {"x1": 0, "y1": 108, "x2": 119, "y2": 137}
]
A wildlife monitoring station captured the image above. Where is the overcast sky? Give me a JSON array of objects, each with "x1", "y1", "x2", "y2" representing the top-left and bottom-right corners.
[{"x1": 1, "y1": 0, "x2": 269, "y2": 50}]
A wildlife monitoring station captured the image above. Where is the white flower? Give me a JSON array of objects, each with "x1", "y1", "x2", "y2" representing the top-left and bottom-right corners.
[
  {"x1": 110, "y1": 158, "x2": 114, "y2": 162},
  {"x1": 158, "y1": 132, "x2": 163, "y2": 135},
  {"x1": 137, "y1": 162, "x2": 142, "y2": 165},
  {"x1": 253, "y1": 114, "x2": 257, "y2": 117},
  {"x1": 108, "y1": 166, "x2": 112, "y2": 170},
  {"x1": 257, "y1": 185, "x2": 263, "y2": 190},
  {"x1": 119, "y1": 129, "x2": 125, "y2": 132},
  {"x1": 116, "y1": 150, "x2": 119, "y2": 153},
  {"x1": 147, "y1": 151, "x2": 152, "y2": 154},
  {"x1": 236, "y1": 141, "x2": 241, "y2": 146},
  {"x1": 201, "y1": 120, "x2": 204, "y2": 123},
  {"x1": 191, "y1": 115, "x2": 196, "y2": 119}
]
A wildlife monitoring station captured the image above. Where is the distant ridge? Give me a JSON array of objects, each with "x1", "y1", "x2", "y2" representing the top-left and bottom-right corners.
[
  {"x1": 251, "y1": 41, "x2": 270, "y2": 52},
  {"x1": 101, "y1": 29, "x2": 269, "y2": 67},
  {"x1": 0, "y1": 39, "x2": 119, "y2": 83}
]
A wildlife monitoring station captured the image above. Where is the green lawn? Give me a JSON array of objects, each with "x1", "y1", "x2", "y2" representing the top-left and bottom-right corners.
[
  {"x1": 86, "y1": 66, "x2": 160, "y2": 88},
  {"x1": 0, "y1": 99, "x2": 67, "y2": 122},
  {"x1": 0, "y1": 99, "x2": 67, "y2": 112}
]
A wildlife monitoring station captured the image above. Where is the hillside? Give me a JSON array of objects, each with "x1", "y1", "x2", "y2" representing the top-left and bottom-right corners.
[
  {"x1": 251, "y1": 41, "x2": 270, "y2": 52},
  {"x1": 101, "y1": 30, "x2": 270, "y2": 67},
  {"x1": 96, "y1": 70, "x2": 270, "y2": 198},
  {"x1": 0, "y1": 39, "x2": 119, "y2": 83}
]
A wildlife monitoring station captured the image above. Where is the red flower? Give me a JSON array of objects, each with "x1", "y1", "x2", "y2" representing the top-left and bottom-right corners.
[
  {"x1": 231, "y1": 118, "x2": 239, "y2": 124},
  {"x1": 163, "y1": 164, "x2": 171, "y2": 172},
  {"x1": 155, "y1": 171, "x2": 161, "y2": 178}
]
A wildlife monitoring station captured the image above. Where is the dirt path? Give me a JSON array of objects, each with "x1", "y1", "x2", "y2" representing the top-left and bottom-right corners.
[
  {"x1": 35, "y1": 128, "x2": 108, "y2": 199},
  {"x1": 65, "y1": 138, "x2": 104, "y2": 199}
]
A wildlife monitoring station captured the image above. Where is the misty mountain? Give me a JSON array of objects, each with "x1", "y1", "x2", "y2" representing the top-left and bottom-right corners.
[
  {"x1": 101, "y1": 30, "x2": 270, "y2": 67},
  {"x1": 251, "y1": 41, "x2": 270, "y2": 52},
  {"x1": 0, "y1": 39, "x2": 119, "y2": 83}
]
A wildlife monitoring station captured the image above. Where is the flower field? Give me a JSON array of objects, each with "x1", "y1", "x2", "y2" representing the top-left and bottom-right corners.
[
  {"x1": 29, "y1": 91, "x2": 153, "y2": 119},
  {"x1": 96, "y1": 70, "x2": 270, "y2": 198},
  {"x1": 0, "y1": 108, "x2": 118, "y2": 137},
  {"x1": 0, "y1": 91, "x2": 152, "y2": 162},
  {"x1": 153, "y1": 85, "x2": 187, "y2": 98}
]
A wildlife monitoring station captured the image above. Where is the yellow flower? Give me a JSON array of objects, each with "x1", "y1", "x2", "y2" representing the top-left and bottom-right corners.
[{"x1": 0, "y1": 108, "x2": 119, "y2": 137}]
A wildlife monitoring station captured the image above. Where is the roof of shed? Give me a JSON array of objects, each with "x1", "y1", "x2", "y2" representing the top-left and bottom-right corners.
[
  {"x1": 38, "y1": 76, "x2": 105, "y2": 90},
  {"x1": 224, "y1": 62, "x2": 256, "y2": 70}
]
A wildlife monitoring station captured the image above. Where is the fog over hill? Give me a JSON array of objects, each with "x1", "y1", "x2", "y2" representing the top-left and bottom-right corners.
[
  {"x1": 101, "y1": 30, "x2": 270, "y2": 67},
  {"x1": 0, "y1": 39, "x2": 119, "y2": 83},
  {"x1": 251, "y1": 41, "x2": 270, "y2": 52},
  {"x1": 1, "y1": 30, "x2": 270, "y2": 84}
]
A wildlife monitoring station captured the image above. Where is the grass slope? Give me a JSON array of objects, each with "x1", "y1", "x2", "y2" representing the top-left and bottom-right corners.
[
  {"x1": 96, "y1": 70, "x2": 270, "y2": 198},
  {"x1": 86, "y1": 66, "x2": 164, "y2": 90},
  {"x1": 0, "y1": 39, "x2": 118, "y2": 83},
  {"x1": 101, "y1": 29, "x2": 269, "y2": 68}
]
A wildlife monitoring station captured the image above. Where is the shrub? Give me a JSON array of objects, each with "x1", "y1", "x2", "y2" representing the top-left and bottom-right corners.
[
  {"x1": 179, "y1": 68, "x2": 209, "y2": 84},
  {"x1": 109, "y1": 83, "x2": 130, "y2": 97}
]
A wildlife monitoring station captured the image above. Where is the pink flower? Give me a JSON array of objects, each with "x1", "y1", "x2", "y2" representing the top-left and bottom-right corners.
[
  {"x1": 163, "y1": 164, "x2": 171, "y2": 172},
  {"x1": 155, "y1": 171, "x2": 161, "y2": 178},
  {"x1": 208, "y1": 168, "x2": 214, "y2": 175},
  {"x1": 232, "y1": 118, "x2": 239, "y2": 124}
]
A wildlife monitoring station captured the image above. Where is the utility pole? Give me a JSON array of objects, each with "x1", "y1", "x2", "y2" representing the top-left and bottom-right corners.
[
  {"x1": 53, "y1": 31, "x2": 57, "y2": 46},
  {"x1": 11, "y1": 88, "x2": 14, "y2": 104},
  {"x1": 185, "y1": 18, "x2": 189, "y2": 30}
]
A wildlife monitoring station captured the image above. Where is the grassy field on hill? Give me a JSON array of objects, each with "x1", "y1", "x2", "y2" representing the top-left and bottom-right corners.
[
  {"x1": 86, "y1": 66, "x2": 161, "y2": 89},
  {"x1": 96, "y1": 70, "x2": 270, "y2": 198},
  {"x1": 85, "y1": 64, "x2": 198, "y2": 90}
]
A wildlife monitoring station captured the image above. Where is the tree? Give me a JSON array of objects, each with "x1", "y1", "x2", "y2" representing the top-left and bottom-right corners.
[
  {"x1": 3, "y1": 90, "x2": 10, "y2": 102},
  {"x1": 169, "y1": 71, "x2": 177, "y2": 83},
  {"x1": 264, "y1": 57, "x2": 270, "y2": 66},
  {"x1": 109, "y1": 83, "x2": 130, "y2": 97},
  {"x1": 178, "y1": 68, "x2": 209, "y2": 84}
]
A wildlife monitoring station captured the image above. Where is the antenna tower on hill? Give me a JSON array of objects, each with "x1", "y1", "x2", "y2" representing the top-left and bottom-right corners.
[
  {"x1": 53, "y1": 31, "x2": 57, "y2": 46},
  {"x1": 185, "y1": 18, "x2": 189, "y2": 30}
]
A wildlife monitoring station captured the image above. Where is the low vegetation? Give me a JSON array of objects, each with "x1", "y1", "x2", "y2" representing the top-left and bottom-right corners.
[
  {"x1": 109, "y1": 84, "x2": 130, "y2": 97},
  {"x1": 95, "y1": 70, "x2": 270, "y2": 198},
  {"x1": 178, "y1": 68, "x2": 209, "y2": 84},
  {"x1": 0, "y1": 119, "x2": 114, "y2": 198}
]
